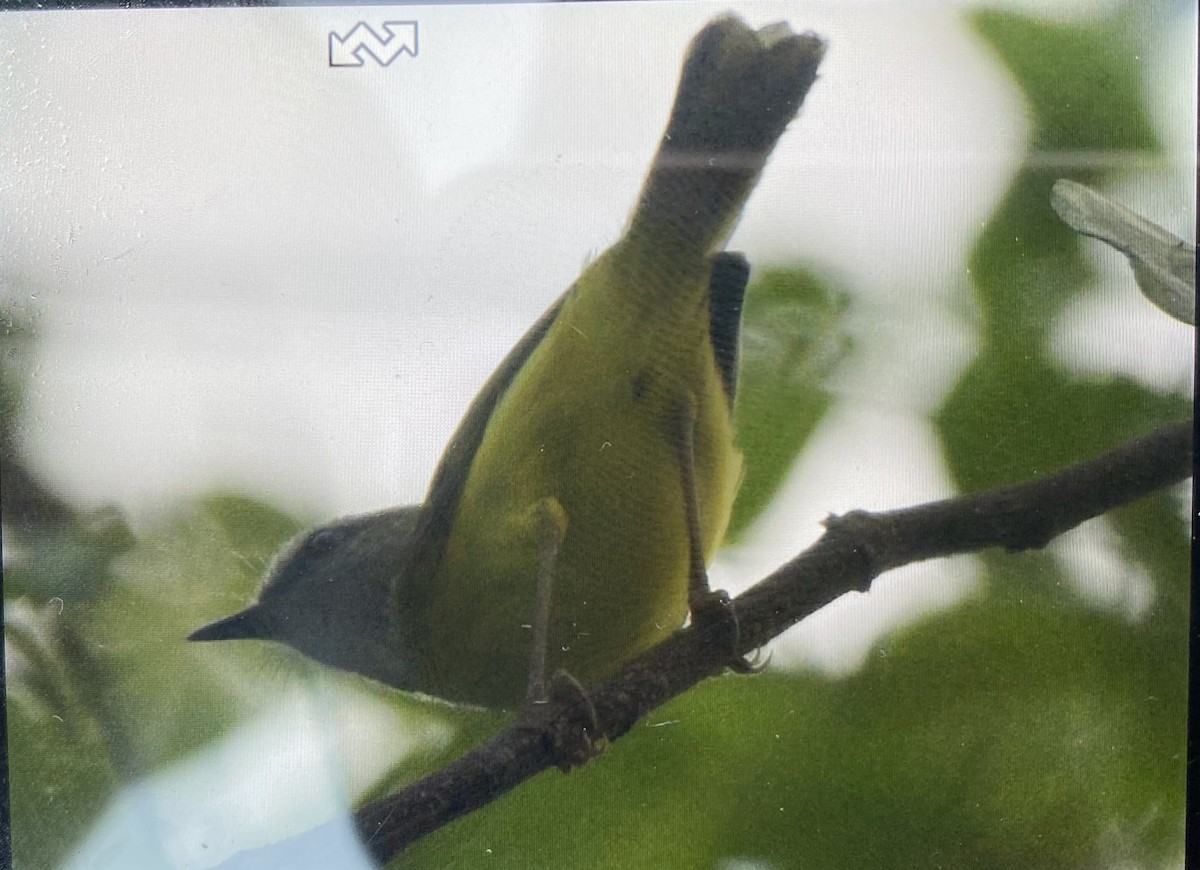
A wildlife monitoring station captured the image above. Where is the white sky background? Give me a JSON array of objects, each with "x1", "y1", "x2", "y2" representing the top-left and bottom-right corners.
[{"x1": 0, "y1": 2, "x2": 1195, "y2": 866}]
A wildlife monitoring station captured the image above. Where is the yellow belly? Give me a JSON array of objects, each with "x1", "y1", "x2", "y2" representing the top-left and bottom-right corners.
[{"x1": 423, "y1": 249, "x2": 742, "y2": 708}]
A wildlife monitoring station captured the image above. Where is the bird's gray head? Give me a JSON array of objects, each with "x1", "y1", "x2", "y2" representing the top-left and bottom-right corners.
[{"x1": 189, "y1": 504, "x2": 423, "y2": 691}]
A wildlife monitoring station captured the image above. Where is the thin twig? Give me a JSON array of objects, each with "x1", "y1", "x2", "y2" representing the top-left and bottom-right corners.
[{"x1": 354, "y1": 420, "x2": 1193, "y2": 863}]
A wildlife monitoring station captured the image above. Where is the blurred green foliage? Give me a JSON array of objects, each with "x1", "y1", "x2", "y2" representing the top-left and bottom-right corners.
[
  {"x1": 939, "y1": 9, "x2": 1184, "y2": 489},
  {"x1": 2, "y1": 7, "x2": 1191, "y2": 870},
  {"x1": 728, "y1": 267, "x2": 851, "y2": 540},
  {"x1": 4, "y1": 496, "x2": 293, "y2": 868}
]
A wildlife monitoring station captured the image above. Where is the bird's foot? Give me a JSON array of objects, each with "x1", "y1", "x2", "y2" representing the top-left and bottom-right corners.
[
  {"x1": 689, "y1": 588, "x2": 764, "y2": 675},
  {"x1": 521, "y1": 669, "x2": 606, "y2": 772}
]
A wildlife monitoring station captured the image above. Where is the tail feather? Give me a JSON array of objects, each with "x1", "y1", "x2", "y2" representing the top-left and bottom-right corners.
[{"x1": 626, "y1": 16, "x2": 825, "y2": 258}]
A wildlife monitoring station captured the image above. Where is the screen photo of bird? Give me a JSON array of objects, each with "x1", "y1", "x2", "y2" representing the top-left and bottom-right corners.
[{"x1": 1, "y1": 2, "x2": 1194, "y2": 869}]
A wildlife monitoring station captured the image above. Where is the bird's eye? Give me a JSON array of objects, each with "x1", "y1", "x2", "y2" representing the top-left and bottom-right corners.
[{"x1": 302, "y1": 527, "x2": 345, "y2": 558}]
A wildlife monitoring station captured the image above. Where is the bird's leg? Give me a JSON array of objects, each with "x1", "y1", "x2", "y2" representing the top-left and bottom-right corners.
[
  {"x1": 524, "y1": 497, "x2": 566, "y2": 708},
  {"x1": 520, "y1": 497, "x2": 604, "y2": 770},
  {"x1": 674, "y1": 400, "x2": 760, "y2": 674}
]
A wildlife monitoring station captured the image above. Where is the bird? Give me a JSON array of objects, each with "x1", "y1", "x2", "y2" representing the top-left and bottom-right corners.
[{"x1": 190, "y1": 14, "x2": 826, "y2": 711}]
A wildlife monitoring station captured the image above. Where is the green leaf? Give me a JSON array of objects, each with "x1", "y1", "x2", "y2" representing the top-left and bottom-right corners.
[
  {"x1": 972, "y1": 11, "x2": 1157, "y2": 154},
  {"x1": 938, "y1": 360, "x2": 1188, "y2": 492}
]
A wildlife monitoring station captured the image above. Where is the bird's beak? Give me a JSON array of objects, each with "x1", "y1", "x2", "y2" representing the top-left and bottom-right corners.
[{"x1": 188, "y1": 605, "x2": 265, "y2": 642}]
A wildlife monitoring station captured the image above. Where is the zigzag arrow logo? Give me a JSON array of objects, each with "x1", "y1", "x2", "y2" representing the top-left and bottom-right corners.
[{"x1": 329, "y1": 22, "x2": 419, "y2": 68}]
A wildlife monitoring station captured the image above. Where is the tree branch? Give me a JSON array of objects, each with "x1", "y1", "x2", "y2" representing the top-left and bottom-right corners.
[{"x1": 354, "y1": 420, "x2": 1192, "y2": 864}]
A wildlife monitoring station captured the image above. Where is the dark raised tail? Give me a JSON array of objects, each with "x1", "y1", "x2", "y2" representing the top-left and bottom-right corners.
[{"x1": 626, "y1": 16, "x2": 825, "y2": 259}]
